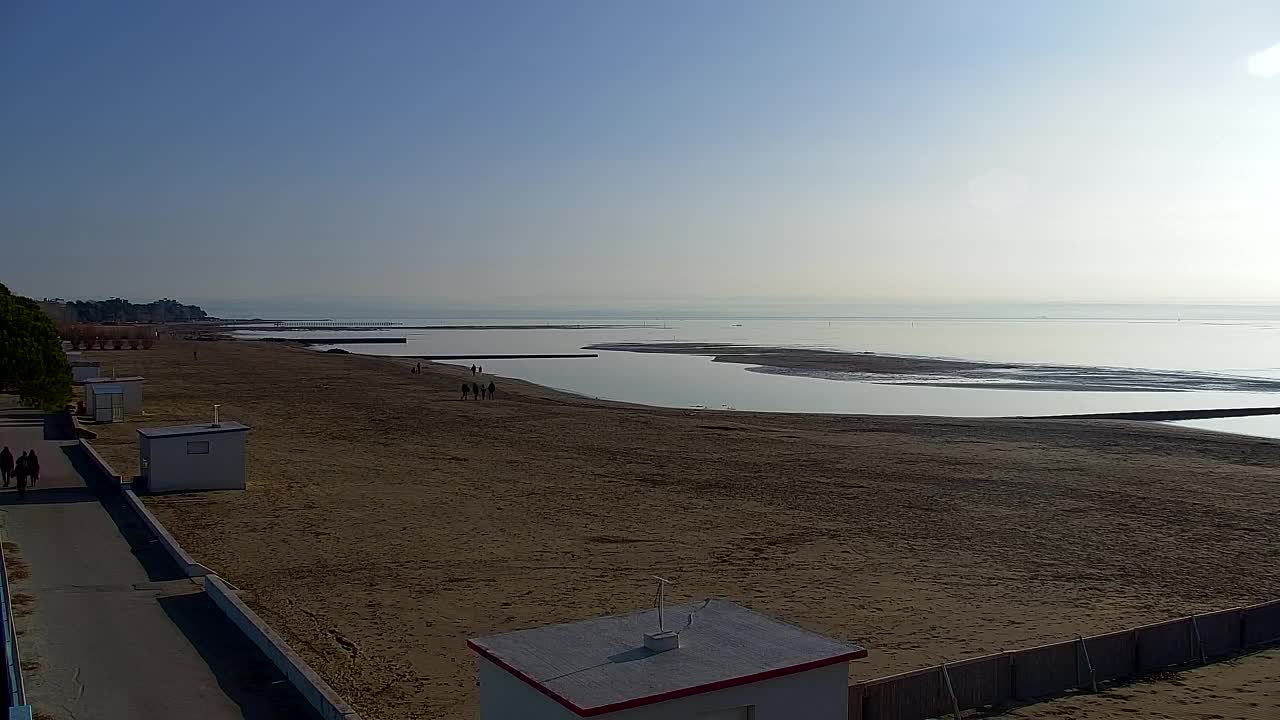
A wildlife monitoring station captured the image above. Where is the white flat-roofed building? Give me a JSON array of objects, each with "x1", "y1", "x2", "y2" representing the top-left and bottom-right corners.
[
  {"x1": 83, "y1": 376, "x2": 143, "y2": 416},
  {"x1": 469, "y1": 599, "x2": 866, "y2": 720},
  {"x1": 137, "y1": 422, "x2": 250, "y2": 493},
  {"x1": 71, "y1": 360, "x2": 101, "y2": 383},
  {"x1": 88, "y1": 384, "x2": 125, "y2": 423}
]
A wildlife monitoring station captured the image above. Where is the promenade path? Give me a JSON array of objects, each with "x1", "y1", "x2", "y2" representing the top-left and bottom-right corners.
[{"x1": 0, "y1": 399, "x2": 318, "y2": 719}]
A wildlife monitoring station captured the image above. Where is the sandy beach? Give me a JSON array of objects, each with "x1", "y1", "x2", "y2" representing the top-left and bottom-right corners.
[{"x1": 84, "y1": 339, "x2": 1280, "y2": 719}]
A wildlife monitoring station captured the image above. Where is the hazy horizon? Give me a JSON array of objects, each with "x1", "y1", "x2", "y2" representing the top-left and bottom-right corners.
[
  {"x1": 199, "y1": 297, "x2": 1280, "y2": 322},
  {"x1": 5, "y1": 2, "x2": 1280, "y2": 305}
]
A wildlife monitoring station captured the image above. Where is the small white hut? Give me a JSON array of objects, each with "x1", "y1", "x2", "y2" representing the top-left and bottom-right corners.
[
  {"x1": 469, "y1": 599, "x2": 866, "y2": 720},
  {"x1": 137, "y1": 421, "x2": 250, "y2": 493},
  {"x1": 88, "y1": 384, "x2": 125, "y2": 423},
  {"x1": 71, "y1": 360, "x2": 101, "y2": 383},
  {"x1": 83, "y1": 376, "x2": 144, "y2": 416}
]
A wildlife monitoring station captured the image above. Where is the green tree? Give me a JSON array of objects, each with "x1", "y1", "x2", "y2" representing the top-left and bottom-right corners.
[{"x1": 0, "y1": 284, "x2": 73, "y2": 410}]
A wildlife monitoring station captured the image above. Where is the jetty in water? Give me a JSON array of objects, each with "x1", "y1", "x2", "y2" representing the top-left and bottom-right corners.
[
  {"x1": 408, "y1": 353, "x2": 598, "y2": 360},
  {"x1": 257, "y1": 337, "x2": 408, "y2": 345}
]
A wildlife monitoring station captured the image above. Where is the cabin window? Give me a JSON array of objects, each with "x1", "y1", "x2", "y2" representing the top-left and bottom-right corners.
[
  {"x1": 698, "y1": 707, "x2": 754, "y2": 720},
  {"x1": 186, "y1": 440, "x2": 210, "y2": 455}
]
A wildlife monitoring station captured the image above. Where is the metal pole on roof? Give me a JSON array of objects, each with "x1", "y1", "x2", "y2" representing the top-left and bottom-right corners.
[{"x1": 652, "y1": 576, "x2": 672, "y2": 633}]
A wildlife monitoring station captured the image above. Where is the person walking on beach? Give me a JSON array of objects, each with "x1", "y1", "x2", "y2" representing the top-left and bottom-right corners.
[
  {"x1": 488, "y1": 380, "x2": 496, "y2": 400},
  {"x1": 0, "y1": 447, "x2": 12, "y2": 488},
  {"x1": 27, "y1": 450, "x2": 39, "y2": 488},
  {"x1": 470, "y1": 364, "x2": 476, "y2": 375},
  {"x1": 461, "y1": 383, "x2": 470, "y2": 400},
  {"x1": 471, "y1": 381, "x2": 480, "y2": 399}
]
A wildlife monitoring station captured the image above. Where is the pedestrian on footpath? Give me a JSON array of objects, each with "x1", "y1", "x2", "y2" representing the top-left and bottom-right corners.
[
  {"x1": 0, "y1": 446, "x2": 12, "y2": 488},
  {"x1": 27, "y1": 450, "x2": 39, "y2": 488},
  {"x1": 14, "y1": 453, "x2": 28, "y2": 499}
]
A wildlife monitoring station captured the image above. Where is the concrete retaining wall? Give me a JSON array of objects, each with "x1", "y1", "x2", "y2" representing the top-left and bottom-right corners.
[
  {"x1": 204, "y1": 576, "x2": 361, "y2": 720},
  {"x1": 77, "y1": 438, "x2": 120, "y2": 483},
  {"x1": 73, "y1": 441, "x2": 362, "y2": 719},
  {"x1": 119, "y1": 487, "x2": 210, "y2": 578},
  {"x1": 850, "y1": 599, "x2": 1280, "y2": 720}
]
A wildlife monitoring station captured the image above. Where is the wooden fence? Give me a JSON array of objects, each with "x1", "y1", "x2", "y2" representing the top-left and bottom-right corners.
[{"x1": 849, "y1": 598, "x2": 1280, "y2": 720}]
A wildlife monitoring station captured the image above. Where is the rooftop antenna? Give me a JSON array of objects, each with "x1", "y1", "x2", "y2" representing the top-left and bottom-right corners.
[
  {"x1": 652, "y1": 575, "x2": 672, "y2": 632},
  {"x1": 212, "y1": 404, "x2": 222, "y2": 428},
  {"x1": 644, "y1": 576, "x2": 680, "y2": 653}
]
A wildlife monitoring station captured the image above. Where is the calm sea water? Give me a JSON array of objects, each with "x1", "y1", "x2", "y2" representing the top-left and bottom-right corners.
[{"x1": 234, "y1": 317, "x2": 1280, "y2": 437}]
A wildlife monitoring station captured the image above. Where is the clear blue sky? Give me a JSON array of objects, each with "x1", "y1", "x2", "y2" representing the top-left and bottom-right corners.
[{"x1": 3, "y1": 1, "x2": 1280, "y2": 309}]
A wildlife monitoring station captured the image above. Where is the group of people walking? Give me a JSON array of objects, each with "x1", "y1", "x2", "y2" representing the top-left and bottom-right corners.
[
  {"x1": 462, "y1": 379, "x2": 497, "y2": 400},
  {"x1": 464, "y1": 364, "x2": 496, "y2": 399},
  {"x1": 408, "y1": 361, "x2": 500, "y2": 400},
  {"x1": 0, "y1": 446, "x2": 39, "y2": 499}
]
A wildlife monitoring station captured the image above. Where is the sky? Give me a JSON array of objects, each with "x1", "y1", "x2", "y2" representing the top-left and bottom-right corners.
[{"x1": 3, "y1": 1, "x2": 1280, "y2": 311}]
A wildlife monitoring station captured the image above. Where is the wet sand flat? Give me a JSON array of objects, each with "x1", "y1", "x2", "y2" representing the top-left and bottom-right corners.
[
  {"x1": 85, "y1": 340, "x2": 1280, "y2": 720},
  {"x1": 588, "y1": 341, "x2": 1280, "y2": 392}
]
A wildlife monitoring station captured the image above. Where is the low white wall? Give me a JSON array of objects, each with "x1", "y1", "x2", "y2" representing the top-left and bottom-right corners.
[
  {"x1": 120, "y1": 487, "x2": 210, "y2": 578},
  {"x1": 78, "y1": 438, "x2": 120, "y2": 483},
  {"x1": 82, "y1": 440, "x2": 362, "y2": 719},
  {"x1": 204, "y1": 576, "x2": 362, "y2": 720}
]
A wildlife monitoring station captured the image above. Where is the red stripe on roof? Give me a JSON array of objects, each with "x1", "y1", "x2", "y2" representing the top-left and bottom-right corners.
[{"x1": 468, "y1": 639, "x2": 866, "y2": 717}]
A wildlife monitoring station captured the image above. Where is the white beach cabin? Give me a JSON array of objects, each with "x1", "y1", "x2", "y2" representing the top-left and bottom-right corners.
[
  {"x1": 88, "y1": 384, "x2": 125, "y2": 423},
  {"x1": 137, "y1": 421, "x2": 250, "y2": 493},
  {"x1": 71, "y1": 360, "x2": 101, "y2": 383},
  {"x1": 468, "y1": 599, "x2": 866, "y2": 720},
  {"x1": 83, "y1": 376, "x2": 144, "y2": 416}
]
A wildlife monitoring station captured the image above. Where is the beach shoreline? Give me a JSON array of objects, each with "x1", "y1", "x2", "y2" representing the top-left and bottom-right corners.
[
  {"x1": 587, "y1": 341, "x2": 1280, "y2": 393},
  {"x1": 83, "y1": 339, "x2": 1280, "y2": 719}
]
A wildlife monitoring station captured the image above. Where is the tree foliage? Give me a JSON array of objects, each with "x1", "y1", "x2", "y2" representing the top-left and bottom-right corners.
[
  {"x1": 0, "y1": 284, "x2": 73, "y2": 410},
  {"x1": 64, "y1": 297, "x2": 208, "y2": 323}
]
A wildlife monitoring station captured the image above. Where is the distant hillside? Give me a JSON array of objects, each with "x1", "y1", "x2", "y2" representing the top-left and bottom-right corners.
[{"x1": 59, "y1": 297, "x2": 211, "y2": 323}]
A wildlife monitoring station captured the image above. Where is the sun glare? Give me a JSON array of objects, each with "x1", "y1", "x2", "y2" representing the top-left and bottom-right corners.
[{"x1": 1247, "y1": 42, "x2": 1280, "y2": 78}]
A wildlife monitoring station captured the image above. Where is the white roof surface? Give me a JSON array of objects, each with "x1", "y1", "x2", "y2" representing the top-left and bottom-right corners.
[
  {"x1": 138, "y1": 422, "x2": 251, "y2": 439},
  {"x1": 468, "y1": 599, "x2": 865, "y2": 716}
]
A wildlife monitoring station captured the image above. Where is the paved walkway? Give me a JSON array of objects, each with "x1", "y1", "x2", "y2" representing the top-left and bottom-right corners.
[{"x1": 0, "y1": 400, "x2": 317, "y2": 719}]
